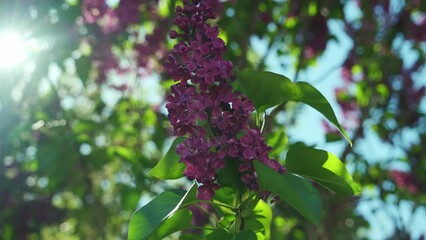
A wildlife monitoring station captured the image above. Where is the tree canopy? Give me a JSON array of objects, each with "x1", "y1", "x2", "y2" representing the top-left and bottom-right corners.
[{"x1": 0, "y1": 0, "x2": 425, "y2": 239}]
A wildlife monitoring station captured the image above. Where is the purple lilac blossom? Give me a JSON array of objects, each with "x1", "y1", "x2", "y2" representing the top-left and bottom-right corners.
[
  {"x1": 81, "y1": 0, "x2": 167, "y2": 86},
  {"x1": 82, "y1": 0, "x2": 109, "y2": 24},
  {"x1": 166, "y1": 0, "x2": 285, "y2": 200}
]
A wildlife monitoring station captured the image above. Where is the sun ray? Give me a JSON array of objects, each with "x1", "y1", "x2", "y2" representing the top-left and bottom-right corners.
[{"x1": 0, "y1": 32, "x2": 29, "y2": 69}]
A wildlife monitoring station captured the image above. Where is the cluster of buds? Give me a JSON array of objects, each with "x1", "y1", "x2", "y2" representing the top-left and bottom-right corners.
[{"x1": 165, "y1": 0, "x2": 284, "y2": 200}]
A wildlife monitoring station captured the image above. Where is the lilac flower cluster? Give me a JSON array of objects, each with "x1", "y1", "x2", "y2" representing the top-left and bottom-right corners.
[
  {"x1": 135, "y1": 21, "x2": 168, "y2": 71},
  {"x1": 166, "y1": 0, "x2": 285, "y2": 200},
  {"x1": 82, "y1": 0, "x2": 142, "y2": 28},
  {"x1": 115, "y1": 0, "x2": 140, "y2": 25},
  {"x1": 82, "y1": 0, "x2": 109, "y2": 24},
  {"x1": 81, "y1": 0, "x2": 165, "y2": 85}
]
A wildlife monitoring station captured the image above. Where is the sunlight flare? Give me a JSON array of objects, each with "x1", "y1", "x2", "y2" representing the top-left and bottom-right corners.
[{"x1": 0, "y1": 32, "x2": 30, "y2": 68}]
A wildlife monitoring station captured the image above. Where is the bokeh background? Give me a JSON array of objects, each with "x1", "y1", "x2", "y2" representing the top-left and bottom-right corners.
[{"x1": 1, "y1": 0, "x2": 425, "y2": 239}]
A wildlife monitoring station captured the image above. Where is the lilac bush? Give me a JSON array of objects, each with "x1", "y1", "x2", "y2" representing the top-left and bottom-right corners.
[{"x1": 129, "y1": 1, "x2": 359, "y2": 239}]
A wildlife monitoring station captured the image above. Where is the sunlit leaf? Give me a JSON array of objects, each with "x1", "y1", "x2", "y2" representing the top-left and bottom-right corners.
[
  {"x1": 254, "y1": 161, "x2": 322, "y2": 226},
  {"x1": 113, "y1": 146, "x2": 136, "y2": 163},
  {"x1": 286, "y1": 147, "x2": 361, "y2": 195},
  {"x1": 266, "y1": 129, "x2": 288, "y2": 159},
  {"x1": 150, "y1": 137, "x2": 185, "y2": 179},
  {"x1": 245, "y1": 200, "x2": 272, "y2": 240},
  {"x1": 235, "y1": 70, "x2": 351, "y2": 146}
]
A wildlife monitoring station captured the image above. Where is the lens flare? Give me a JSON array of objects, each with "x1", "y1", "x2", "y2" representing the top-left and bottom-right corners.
[{"x1": 0, "y1": 32, "x2": 29, "y2": 68}]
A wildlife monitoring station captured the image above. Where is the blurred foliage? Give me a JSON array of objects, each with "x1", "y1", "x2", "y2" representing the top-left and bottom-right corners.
[{"x1": 0, "y1": 0, "x2": 425, "y2": 239}]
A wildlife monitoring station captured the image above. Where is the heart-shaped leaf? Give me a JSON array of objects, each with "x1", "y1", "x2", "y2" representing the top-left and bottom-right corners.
[
  {"x1": 128, "y1": 190, "x2": 185, "y2": 240},
  {"x1": 235, "y1": 70, "x2": 351, "y2": 146},
  {"x1": 206, "y1": 229, "x2": 257, "y2": 240},
  {"x1": 235, "y1": 230, "x2": 258, "y2": 240},
  {"x1": 150, "y1": 137, "x2": 185, "y2": 179},
  {"x1": 245, "y1": 200, "x2": 272, "y2": 240},
  {"x1": 286, "y1": 147, "x2": 361, "y2": 195},
  {"x1": 128, "y1": 183, "x2": 196, "y2": 240},
  {"x1": 149, "y1": 209, "x2": 193, "y2": 240},
  {"x1": 254, "y1": 161, "x2": 322, "y2": 226}
]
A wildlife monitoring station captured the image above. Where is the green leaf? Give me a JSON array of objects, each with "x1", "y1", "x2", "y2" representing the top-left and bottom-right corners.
[
  {"x1": 234, "y1": 70, "x2": 294, "y2": 113},
  {"x1": 253, "y1": 161, "x2": 322, "y2": 226},
  {"x1": 325, "y1": 133, "x2": 342, "y2": 143},
  {"x1": 150, "y1": 137, "x2": 185, "y2": 179},
  {"x1": 213, "y1": 186, "x2": 237, "y2": 216},
  {"x1": 128, "y1": 183, "x2": 196, "y2": 240},
  {"x1": 207, "y1": 229, "x2": 231, "y2": 239},
  {"x1": 120, "y1": 186, "x2": 141, "y2": 211},
  {"x1": 206, "y1": 229, "x2": 257, "y2": 240},
  {"x1": 75, "y1": 56, "x2": 91, "y2": 85},
  {"x1": 286, "y1": 147, "x2": 361, "y2": 195},
  {"x1": 235, "y1": 70, "x2": 351, "y2": 146},
  {"x1": 180, "y1": 233, "x2": 205, "y2": 240},
  {"x1": 149, "y1": 209, "x2": 193, "y2": 240},
  {"x1": 128, "y1": 190, "x2": 185, "y2": 240},
  {"x1": 235, "y1": 230, "x2": 258, "y2": 240},
  {"x1": 180, "y1": 182, "x2": 198, "y2": 207},
  {"x1": 245, "y1": 200, "x2": 272, "y2": 240},
  {"x1": 113, "y1": 146, "x2": 136, "y2": 163},
  {"x1": 294, "y1": 81, "x2": 351, "y2": 146},
  {"x1": 266, "y1": 129, "x2": 288, "y2": 159},
  {"x1": 217, "y1": 158, "x2": 245, "y2": 190}
]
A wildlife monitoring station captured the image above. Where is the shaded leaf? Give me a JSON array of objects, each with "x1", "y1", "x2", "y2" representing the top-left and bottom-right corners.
[
  {"x1": 206, "y1": 229, "x2": 257, "y2": 240},
  {"x1": 120, "y1": 186, "x2": 141, "y2": 211},
  {"x1": 217, "y1": 158, "x2": 245, "y2": 190},
  {"x1": 75, "y1": 56, "x2": 91, "y2": 85},
  {"x1": 207, "y1": 229, "x2": 231, "y2": 239},
  {"x1": 325, "y1": 133, "x2": 342, "y2": 143},
  {"x1": 180, "y1": 182, "x2": 198, "y2": 207},
  {"x1": 149, "y1": 209, "x2": 193, "y2": 240},
  {"x1": 254, "y1": 161, "x2": 322, "y2": 226},
  {"x1": 286, "y1": 147, "x2": 361, "y2": 195},
  {"x1": 180, "y1": 233, "x2": 204, "y2": 240},
  {"x1": 235, "y1": 230, "x2": 258, "y2": 240},
  {"x1": 128, "y1": 190, "x2": 186, "y2": 240},
  {"x1": 128, "y1": 183, "x2": 197, "y2": 240}
]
